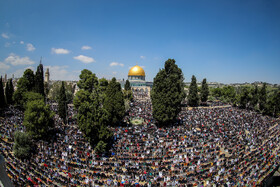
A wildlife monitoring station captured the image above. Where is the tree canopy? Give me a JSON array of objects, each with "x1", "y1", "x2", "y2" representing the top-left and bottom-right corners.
[
  {"x1": 104, "y1": 77, "x2": 125, "y2": 125},
  {"x1": 5, "y1": 79, "x2": 14, "y2": 105},
  {"x1": 259, "y1": 83, "x2": 267, "y2": 112},
  {"x1": 13, "y1": 69, "x2": 36, "y2": 107},
  {"x1": 188, "y1": 75, "x2": 199, "y2": 107},
  {"x1": 23, "y1": 99, "x2": 54, "y2": 139},
  {"x1": 0, "y1": 77, "x2": 6, "y2": 109},
  {"x1": 124, "y1": 80, "x2": 131, "y2": 91},
  {"x1": 58, "y1": 81, "x2": 67, "y2": 123},
  {"x1": 77, "y1": 69, "x2": 98, "y2": 92},
  {"x1": 74, "y1": 69, "x2": 113, "y2": 153},
  {"x1": 13, "y1": 131, "x2": 32, "y2": 159},
  {"x1": 151, "y1": 59, "x2": 186, "y2": 126},
  {"x1": 200, "y1": 78, "x2": 209, "y2": 103},
  {"x1": 34, "y1": 63, "x2": 45, "y2": 97}
]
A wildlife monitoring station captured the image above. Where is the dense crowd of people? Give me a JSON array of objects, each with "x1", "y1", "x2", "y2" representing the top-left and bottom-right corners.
[{"x1": 1, "y1": 92, "x2": 280, "y2": 186}]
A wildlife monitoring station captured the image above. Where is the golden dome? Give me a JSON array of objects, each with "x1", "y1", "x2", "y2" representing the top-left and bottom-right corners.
[{"x1": 128, "y1": 65, "x2": 145, "y2": 76}]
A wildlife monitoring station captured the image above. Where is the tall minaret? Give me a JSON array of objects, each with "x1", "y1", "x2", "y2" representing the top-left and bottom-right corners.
[{"x1": 44, "y1": 68, "x2": 50, "y2": 83}]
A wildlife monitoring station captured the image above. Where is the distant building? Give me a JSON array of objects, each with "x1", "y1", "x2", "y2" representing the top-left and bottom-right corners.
[{"x1": 45, "y1": 68, "x2": 50, "y2": 83}]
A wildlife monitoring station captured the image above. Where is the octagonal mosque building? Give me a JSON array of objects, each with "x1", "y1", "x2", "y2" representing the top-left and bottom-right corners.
[{"x1": 120, "y1": 65, "x2": 153, "y2": 95}]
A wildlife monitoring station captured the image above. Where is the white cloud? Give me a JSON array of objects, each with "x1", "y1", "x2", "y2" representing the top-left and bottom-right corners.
[
  {"x1": 51, "y1": 48, "x2": 70, "y2": 54},
  {"x1": 0, "y1": 62, "x2": 10, "y2": 72},
  {"x1": 26, "y1": 43, "x2": 35, "y2": 51},
  {"x1": 110, "y1": 62, "x2": 124, "y2": 67},
  {"x1": 140, "y1": 56, "x2": 146, "y2": 59},
  {"x1": 4, "y1": 42, "x2": 11, "y2": 47},
  {"x1": 20, "y1": 41, "x2": 24, "y2": 44},
  {"x1": 81, "y1": 45, "x2": 92, "y2": 50},
  {"x1": 45, "y1": 66, "x2": 79, "y2": 80},
  {"x1": 112, "y1": 71, "x2": 117, "y2": 75},
  {"x1": 1, "y1": 33, "x2": 9, "y2": 39},
  {"x1": 4, "y1": 53, "x2": 35, "y2": 66},
  {"x1": 73, "y1": 55, "x2": 95, "y2": 63}
]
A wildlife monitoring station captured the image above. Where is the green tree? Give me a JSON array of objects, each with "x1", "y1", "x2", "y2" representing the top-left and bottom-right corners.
[
  {"x1": 13, "y1": 131, "x2": 32, "y2": 159},
  {"x1": 77, "y1": 69, "x2": 98, "y2": 92},
  {"x1": 251, "y1": 85, "x2": 259, "y2": 108},
  {"x1": 99, "y1": 78, "x2": 109, "y2": 92},
  {"x1": 5, "y1": 79, "x2": 14, "y2": 105},
  {"x1": 259, "y1": 83, "x2": 267, "y2": 111},
  {"x1": 23, "y1": 69, "x2": 35, "y2": 91},
  {"x1": 23, "y1": 99, "x2": 54, "y2": 139},
  {"x1": 124, "y1": 80, "x2": 131, "y2": 91},
  {"x1": 239, "y1": 86, "x2": 251, "y2": 109},
  {"x1": 151, "y1": 59, "x2": 186, "y2": 125},
  {"x1": 58, "y1": 81, "x2": 67, "y2": 123},
  {"x1": 0, "y1": 77, "x2": 6, "y2": 109},
  {"x1": 221, "y1": 86, "x2": 236, "y2": 103},
  {"x1": 200, "y1": 78, "x2": 209, "y2": 103},
  {"x1": 211, "y1": 87, "x2": 222, "y2": 98},
  {"x1": 273, "y1": 90, "x2": 280, "y2": 117},
  {"x1": 13, "y1": 69, "x2": 36, "y2": 107},
  {"x1": 34, "y1": 63, "x2": 45, "y2": 97},
  {"x1": 99, "y1": 78, "x2": 109, "y2": 102},
  {"x1": 188, "y1": 75, "x2": 199, "y2": 107},
  {"x1": 74, "y1": 69, "x2": 112, "y2": 153},
  {"x1": 47, "y1": 81, "x2": 73, "y2": 103},
  {"x1": 104, "y1": 77, "x2": 125, "y2": 125},
  {"x1": 22, "y1": 92, "x2": 44, "y2": 109}
]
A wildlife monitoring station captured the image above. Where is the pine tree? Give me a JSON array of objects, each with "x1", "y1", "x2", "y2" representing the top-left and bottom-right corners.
[
  {"x1": 58, "y1": 81, "x2": 67, "y2": 123},
  {"x1": 200, "y1": 78, "x2": 209, "y2": 103},
  {"x1": 259, "y1": 83, "x2": 267, "y2": 111},
  {"x1": 124, "y1": 80, "x2": 131, "y2": 91},
  {"x1": 188, "y1": 75, "x2": 199, "y2": 107},
  {"x1": 151, "y1": 59, "x2": 186, "y2": 126},
  {"x1": 5, "y1": 79, "x2": 14, "y2": 105},
  {"x1": 35, "y1": 63, "x2": 45, "y2": 97},
  {"x1": 0, "y1": 77, "x2": 6, "y2": 109},
  {"x1": 104, "y1": 77, "x2": 125, "y2": 125}
]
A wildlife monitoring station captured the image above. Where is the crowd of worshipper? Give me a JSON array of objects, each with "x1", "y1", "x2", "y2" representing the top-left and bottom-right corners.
[
  {"x1": 1, "y1": 91, "x2": 280, "y2": 186},
  {"x1": 132, "y1": 89, "x2": 149, "y2": 100}
]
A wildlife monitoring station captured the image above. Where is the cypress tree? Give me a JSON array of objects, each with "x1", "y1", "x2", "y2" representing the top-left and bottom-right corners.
[
  {"x1": 200, "y1": 78, "x2": 209, "y2": 103},
  {"x1": 35, "y1": 63, "x2": 45, "y2": 97},
  {"x1": 5, "y1": 79, "x2": 14, "y2": 105},
  {"x1": 124, "y1": 80, "x2": 131, "y2": 91},
  {"x1": 151, "y1": 59, "x2": 186, "y2": 126},
  {"x1": 188, "y1": 75, "x2": 199, "y2": 107},
  {"x1": 0, "y1": 77, "x2": 5, "y2": 108},
  {"x1": 58, "y1": 81, "x2": 67, "y2": 123},
  {"x1": 104, "y1": 77, "x2": 125, "y2": 125}
]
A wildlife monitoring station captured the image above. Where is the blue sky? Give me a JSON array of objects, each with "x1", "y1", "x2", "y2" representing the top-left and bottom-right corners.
[{"x1": 0, "y1": 0, "x2": 280, "y2": 84}]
